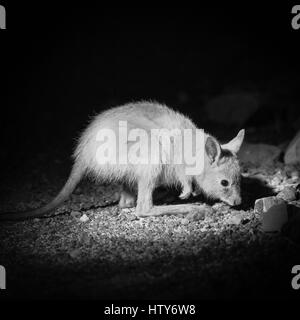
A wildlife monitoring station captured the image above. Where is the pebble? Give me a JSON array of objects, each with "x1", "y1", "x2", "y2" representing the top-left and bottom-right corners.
[
  {"x1": 277, "y1": 186, "x2": 297, "y2": 202},
  {"x1": 69, "y1": 248, "x2": 81, "y2": 259},
  {"x1": 181, "y1": 218, "x2": 189, "y2": 225},
  {"x1": 127, "y1": 214, "x2": 138, "y2": 221},
  {"x1": 70, "y1": 211, "x2": 81, "y2": 218},
  {"x1": 270, "y1": 176, "x2": 282, "y2": 187},
  {"x1": 186, "y1": 211, "x2": 205, "y2": 222},
  {"x1": 79, "y1": 214, "x2": 89, "y2": 222},
  {"x1": 291, "y1": 171, "x2": 299, "y2": 181}
]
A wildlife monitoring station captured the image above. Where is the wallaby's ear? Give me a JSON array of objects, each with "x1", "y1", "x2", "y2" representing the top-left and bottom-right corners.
[
  {"x1": 205, "y1": 136, "x2": 221, "y2": 164},
  {"x1": 221, "y1": 129, "x2": 245, "y2": 154}
]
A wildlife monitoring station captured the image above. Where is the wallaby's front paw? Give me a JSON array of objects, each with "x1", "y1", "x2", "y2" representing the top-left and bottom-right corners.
[
  {"x1": 192, "y1": 190, "x2": 201, "y2": 197},
  {"x1": 179, "y1": 191, "x2": 192, "y2": 200}
]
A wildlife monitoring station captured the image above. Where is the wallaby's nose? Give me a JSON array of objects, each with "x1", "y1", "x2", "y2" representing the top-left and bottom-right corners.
[{"x1": 223, "y1": 195, "x2": 241, "y2": 206}]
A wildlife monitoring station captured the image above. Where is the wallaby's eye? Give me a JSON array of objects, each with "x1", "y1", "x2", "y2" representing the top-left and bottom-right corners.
[{"x1": 221, "y1": 179, "x2": 229, "y2": 187}]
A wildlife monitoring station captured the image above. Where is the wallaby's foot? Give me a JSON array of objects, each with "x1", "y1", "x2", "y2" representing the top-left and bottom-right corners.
[
  {"x1": 135, "y1": 199, "x2": 153, "y2": 217},
  {"x1": 137, "y1": 204, "x2": 205, "y2": 217},
  {"x1": 118, "y1": 186, "x2": 136, "y2": 208}
]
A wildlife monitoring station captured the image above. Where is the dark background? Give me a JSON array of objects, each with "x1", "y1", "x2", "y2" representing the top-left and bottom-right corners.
[{"x1": 1, "y1": 2, "x2": 300, "y2": 175}]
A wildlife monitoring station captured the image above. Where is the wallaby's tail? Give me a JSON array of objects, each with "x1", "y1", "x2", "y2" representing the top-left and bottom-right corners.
[{"x1": 0, "y1": 162, "x2": 85, "y2": 221}]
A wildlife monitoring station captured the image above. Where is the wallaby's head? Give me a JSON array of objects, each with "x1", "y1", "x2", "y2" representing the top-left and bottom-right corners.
[{"x1": 199, "y1": 129, "x2": 245, "y2": 206}]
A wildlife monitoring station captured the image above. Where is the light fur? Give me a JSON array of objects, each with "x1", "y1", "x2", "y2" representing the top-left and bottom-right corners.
[{"x1": 0, "y1": 101, "x2": 245, "y2": 220}]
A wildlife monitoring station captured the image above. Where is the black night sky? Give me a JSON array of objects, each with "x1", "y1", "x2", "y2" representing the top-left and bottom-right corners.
[{"x1": 2, "y1": 3, "x2": 300, "y2": 164}]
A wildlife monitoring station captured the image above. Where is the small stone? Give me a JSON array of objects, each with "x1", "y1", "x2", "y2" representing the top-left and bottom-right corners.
[
  {"x1": 70, "y1": 211, "x2": 81, "y2": 218},
  {"x1": 186, "y1": 211, "x2": 205, "y2": 222},
  {"x1": 291, "y1": 170, "x2": 299, "y2": 181},
  {"x1": 181, "y1": 218, "x2": 189, "y2": 225},
  {"x1": 128, "y1": 214, "x2": 138, "y2": 221},
  {"x1": 69, "y1": 203, "x2": 81, "y2": 211},
  {"x1": 255, "y1": 196, "x2": 283, "y2": 213},
  {"x1": 79, "y1": 214, "x2": 89, "y2": 222},
  {"x1": 270, "y1": 176, "x2": 282, "y2": 187},
  {"x1": 255, "y1": 196, "x2": 288, "y2": 232},
  {"x1": 277, "y1": 187, "x2": 297, "y2": 202},
  {"x1": 80, "y1": 233, "x2": 93, "y2": 245},
  {"x1": 69, "y1": 248, "x2": 81, "y2": 259}
]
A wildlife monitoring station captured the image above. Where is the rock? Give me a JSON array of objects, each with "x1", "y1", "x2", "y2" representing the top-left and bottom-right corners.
[
  {"x1": 284, "y1": 131, "x2": 300, "y2": 165},
  {"x1": 69, "y1": 248, "x2": 81, "y2": 259},
  {"x1": 80, "y1": 233, "x2": 92, "y2": 245},
  {"x1": 255, "y1": 196, "x2": 288, "y2": 232},
  {"x1": 70, "y1": 211, "x2": 81, "y2": 218},
  {"x1": 238, "y1": 143, "x2": 281, "y2": 166},
  {"x1": 270, "y1": 176, "x2": 282, "y2": 187},
  {"x1": 127, "y1": 214, "x2": 138, "y2": 221},
  {"x1": 291, "y1": 171, "x2": 300, "y2": 181},
  {"x1": 181, "y1": 218, "x2": 190, "y2": 225},
  {"x1": 204, "y1": 92, "x2": 260, "y2": 126},
  {"x1": 277, "y1": 187, "x2": 297, "y2": 202},
  {"x1": 79, "y1": 214, "x2": 89, "y2": 222},
  {"x1": 186, "y1": 211, "x2": 206, "y2": 222},
  {"x1": 225, "y1": 210, "x2": 248, "y2": 225}
]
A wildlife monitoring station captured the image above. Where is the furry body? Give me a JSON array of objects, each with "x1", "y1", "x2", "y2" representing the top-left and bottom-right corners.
[{"x1": 0, "y1": 101, "x2": 245, "y2": 220}]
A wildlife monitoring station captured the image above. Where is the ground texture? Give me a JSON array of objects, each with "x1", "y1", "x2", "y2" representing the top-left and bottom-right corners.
[{"x1": 0, "y1": 151, "x2": 300, "y2": 300}]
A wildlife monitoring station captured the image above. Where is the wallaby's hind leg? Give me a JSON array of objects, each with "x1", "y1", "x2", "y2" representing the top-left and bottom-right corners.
[
  {"x1": 134, "y1": 167, "x2": 205, "y2": 218},
  {"x1": 119, "y1": 184, "x2": 136, "y2": 208}
]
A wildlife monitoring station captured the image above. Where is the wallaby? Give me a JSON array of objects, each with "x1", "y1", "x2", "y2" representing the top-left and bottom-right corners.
[{"x1": 0, "y1": 101, "x2": 245, "y2": 221}]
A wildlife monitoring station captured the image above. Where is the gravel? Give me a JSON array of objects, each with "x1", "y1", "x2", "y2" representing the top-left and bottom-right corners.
[{"x1": 0, "y1": 159, "x2": 300, "y2": 299}]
